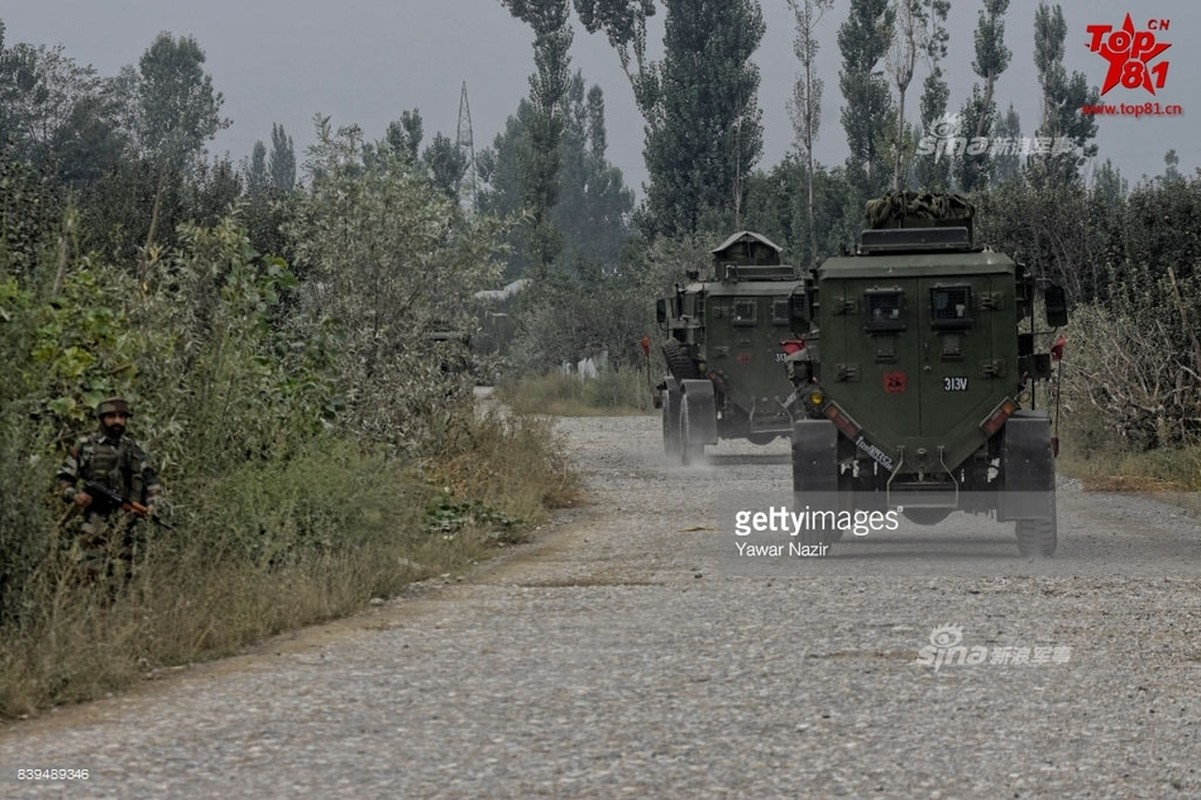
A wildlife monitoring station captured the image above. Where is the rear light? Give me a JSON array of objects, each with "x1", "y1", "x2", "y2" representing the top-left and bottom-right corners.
[
  {"x1": 824, "y1": 403, "x2": 861, "y2": 439},
  {"x1": 780, "y1": 338, "x2": 806, "y2": 356},
  {"x1": 980, "y1": 398, "x2": 1017, "y2": 436}
]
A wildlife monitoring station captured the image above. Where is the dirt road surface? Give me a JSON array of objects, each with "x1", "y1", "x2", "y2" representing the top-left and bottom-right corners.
[{"x1": 3, "y1": 415, "x2": 1200, "y2": 798}]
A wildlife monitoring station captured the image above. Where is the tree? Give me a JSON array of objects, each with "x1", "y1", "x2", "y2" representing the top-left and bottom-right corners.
[
  {"x1": 586, "y1": 84, "x2": 606, "y2": 161},
  {"x1": 839, "y1": 0, "x2": 896, "y2": 199},
  {"x1": 886, "y1": 0, "x2": 925, "y2": 190},
  {"x1": 422, "y1": 132, "x2": 468, "y2": 203},
  {"x1": 1163, "y1": 149, "x2": 1181, "y2": 182},
  {"x1": 1030, "y1": 2, "x2": 1098, "y2": 185},
  {"x1": 119, "y1": 33, "x2": 230, "y2": 259},
  {"x1": 246, "y1": 140, "x2": 267, "y2": 196},
  {"x1": 269, "y1": 122, "x2": 295, "y2": 191},
  {"x1": 955, "y1": 0, "x2": 1011, "y2": 191},
  {"x1": 573, "y1": 0, "x2": 657, "y2": 87},
  {"x1": 477, "y1": 87, "x2": 633, "y2": 279},
  {"x1": 502, "y1": 0, "x2": 574, "y2": 275},
  {"x1": 990, "y1": 103, "x2": 1021, "y2": 185},
  {"x1": 639, "y1": 0, "x2": 765, "y2": 235},
  {"x1": 787, "y1": 0, "x2": 833, "y2": 267},
  {"x1": 555, "y1": 76, "x2": 634, "y2": 271},
  {"x1": 385, "y1": 109, "x2": 423, "y2": 162},
  {"x1": 0, "y1": 38, "x2": 125, "y2": 187},
  {"x1": 287, "y1": 118, "x2": 501, "y2": 451},
  {"x1": 912, "y1": 0, "x2": 950, "y2": 191}
]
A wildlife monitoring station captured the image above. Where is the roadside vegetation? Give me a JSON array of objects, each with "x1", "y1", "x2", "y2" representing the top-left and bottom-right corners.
[
  {"x1": 497, "y1": 369, "x2": 653, "y2": 417},
  {"x1": 0, "y1": 29, "x2": 581, "y2": 718}
]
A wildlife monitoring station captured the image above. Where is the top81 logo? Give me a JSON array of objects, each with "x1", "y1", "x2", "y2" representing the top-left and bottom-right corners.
[{"x1": 1086, "y1": 14, "x2": 1171, "y2": 96}]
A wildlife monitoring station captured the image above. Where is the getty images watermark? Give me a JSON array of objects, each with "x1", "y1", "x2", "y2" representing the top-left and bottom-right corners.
[
  {"x1": 915, "y1": 113, "x2": 1077, "y2": 162},
  {"x1": 915, "y1": 625, "x2": 1073, "y2": 674}
]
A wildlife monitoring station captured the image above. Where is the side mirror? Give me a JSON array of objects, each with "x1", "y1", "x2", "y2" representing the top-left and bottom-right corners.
[
  {"x1": 656, "y1": 298, "x2": 668, "y2": 325},
  {"x1": 1044, "y1": 284, "x2": 1068, "y2": 327}
]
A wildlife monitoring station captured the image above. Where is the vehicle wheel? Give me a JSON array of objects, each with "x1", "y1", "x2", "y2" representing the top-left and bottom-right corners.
[
  {"x1": 662, "y1": 339, "x2": 702, "y2": 381},
  {"x1": 662, "y1": 388, "x2": 681, "y2": 458},
  {"x1": 1016, "y1": 517, "x2": 1057, "y2": 557}
]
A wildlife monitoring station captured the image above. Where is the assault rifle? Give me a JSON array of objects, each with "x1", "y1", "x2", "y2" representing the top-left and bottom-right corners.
[{"x1": 82, "y1": 481, "x2": 173, "y2": 529}]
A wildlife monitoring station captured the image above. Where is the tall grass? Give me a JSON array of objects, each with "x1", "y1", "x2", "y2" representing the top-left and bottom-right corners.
[
  {"x1": 0, "y1": 412, "x2": 578, "y2": 719},
  {"x1": 498, "y1": 369, "x2": 655, "y2": 416}
]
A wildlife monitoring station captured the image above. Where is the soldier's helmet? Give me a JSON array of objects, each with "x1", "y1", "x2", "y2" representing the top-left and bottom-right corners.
[{"x1": 95, "y1": 397, "x2": 133, "y2": 419}]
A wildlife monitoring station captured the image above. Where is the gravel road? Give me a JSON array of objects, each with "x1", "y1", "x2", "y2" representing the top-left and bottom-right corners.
[{"x1": 3, "y1": 415, "x2": 1200, "y2": 799}]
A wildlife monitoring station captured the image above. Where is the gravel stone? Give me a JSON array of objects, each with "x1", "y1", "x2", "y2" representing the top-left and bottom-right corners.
[{"x1": 1, "y1": 416, "x2": 1199, "y2": 798}]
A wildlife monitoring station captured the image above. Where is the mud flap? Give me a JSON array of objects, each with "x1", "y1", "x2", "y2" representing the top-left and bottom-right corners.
[
  {"x1": 998, "y1": 410, "x2": 1055, "y2": 521},
  {"x1": 680, "y1": 379, "x2": 717, "y2": 445},
  {"x1": 792, "y1": 418, "x2": 837, "y2": 494}
]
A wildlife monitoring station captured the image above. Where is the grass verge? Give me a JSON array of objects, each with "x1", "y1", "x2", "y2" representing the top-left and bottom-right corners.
[
  {"x1": 0, "y1": 412, "x2": 580, "y2": 719},
  {"x1": 497, "y1": 369, "x2": 655, "y2": 416},
  {"x1": 1060, "y1": 443, "x2": 1201, "y2": 493}
]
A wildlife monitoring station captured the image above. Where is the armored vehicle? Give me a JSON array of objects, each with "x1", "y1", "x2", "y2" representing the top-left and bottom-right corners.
[
  {"x1": 787, "y1": 192, "x2": 1067, "y2": 556},
  {"x1": 655, "y1": 231, "x2": 812, "y2": 464}
]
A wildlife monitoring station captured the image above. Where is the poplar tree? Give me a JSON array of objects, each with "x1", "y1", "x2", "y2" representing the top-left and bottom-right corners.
[
  {"x1": 247, "y1": 140, "x2": 267, "y2": 196},
  {"x1": 502, "y1": 0, "x2": 573, "y2": 274},
  {"x1": 912, "y1": 0, "x2": 950, "y2": 191},
  {"x1": 269, "y1": 123, "x2": 295, "y2": 191},
  {"x1": 991, "y1": 103, "x2": 1021, "y2": 185},
  {"x1": 1030, "y1": 1, "x2": 1098, "y2": 185},
  {"x1": 638, "y1": 0, "x2": 764, "y2": 235},
  {"x1": 839, "y1": 0, "x2": 896, "y2": 198},
  {"x1": 886, "y1": 0, "x2": 924, "y2": 190},
  {"x1": 122, "y1": 33, "x2": 230, "y2": 258},
  {"x1": 787, "y1": 0, "x2": 833, "y2": 266},
  {"x1": 955, "y1": 0, "x2": 1011, "y2": 192}
]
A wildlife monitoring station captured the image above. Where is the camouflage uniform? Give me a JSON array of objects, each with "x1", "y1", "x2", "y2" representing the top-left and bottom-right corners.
[{"x1": 56, "y1": 399, "x2": 161, "y2": 584}]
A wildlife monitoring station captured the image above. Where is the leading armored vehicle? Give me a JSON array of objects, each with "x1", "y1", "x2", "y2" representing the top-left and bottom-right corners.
[
  {"x1": 655, "y1": 231, "x2": 812, "y2": 464},
  {"x1": 787, "y1": 192, "x2": 1067, "y2": 556}
]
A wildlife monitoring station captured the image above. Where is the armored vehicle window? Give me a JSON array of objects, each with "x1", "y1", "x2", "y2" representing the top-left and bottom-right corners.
[
  {"x1": 771, "y1": 299, "x2": 791, "y2": 325},
  {"x1": 930, "y1": 286, "x2": 973, "y2": 329},
  {"x1": 733, "y1": 299, "x2": 757, "y2": 326},
  {"x1": 864, "y1": 290, "x2": 905, "y2": 331}
]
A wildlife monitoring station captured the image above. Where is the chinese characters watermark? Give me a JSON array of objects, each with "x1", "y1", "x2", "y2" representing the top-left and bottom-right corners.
[
  {"x1": 915, "y1": 114, "x2": 1076, "y2": 163},
  {"x1": 915, "y1": 625, "x2": 1073, "y2": 674}
]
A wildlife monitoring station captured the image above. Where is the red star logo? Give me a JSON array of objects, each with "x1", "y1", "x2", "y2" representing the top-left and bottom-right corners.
[{"x1": 1091, "y1": 14, "x2": 1171, "y2": 95}]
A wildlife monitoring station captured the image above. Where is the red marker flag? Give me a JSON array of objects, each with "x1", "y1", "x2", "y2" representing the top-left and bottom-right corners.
[
  {"x1": 639, "y1": 336, "x2": 651, "y2": 356},
  {"x1": 1050, "y1": 335, "x2": 1067, "y2": 362}
]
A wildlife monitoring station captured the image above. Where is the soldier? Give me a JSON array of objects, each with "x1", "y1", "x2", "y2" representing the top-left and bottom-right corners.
[{"x1": 57, "y1": 397, "x2": 162, "y2": 585}]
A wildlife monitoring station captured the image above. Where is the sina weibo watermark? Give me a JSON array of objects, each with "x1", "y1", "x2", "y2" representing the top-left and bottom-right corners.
[
  {"x1": 1081, "y1": 15, "x2": 1182, "y2": 117},
  {"x1": 915, "y1": 114, "x2": 1077, "y2": 162},
  {"x1": 915, "y1": 625, "x2": 1073, "y2": 674}
]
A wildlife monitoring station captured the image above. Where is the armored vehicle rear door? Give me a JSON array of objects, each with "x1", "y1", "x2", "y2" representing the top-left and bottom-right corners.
[{"x1": 916, "y1": 275, "x2": 1004, "y2": 436}]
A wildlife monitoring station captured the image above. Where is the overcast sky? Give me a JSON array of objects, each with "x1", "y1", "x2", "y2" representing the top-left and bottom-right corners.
[{"x1": 4, "y1": 1, "x2": 1197, "y2": 194}]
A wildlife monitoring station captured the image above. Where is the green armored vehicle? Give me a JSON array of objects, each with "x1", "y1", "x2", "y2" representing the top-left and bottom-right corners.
[
  {"x1": 788, "y1": 192, "x2": 1067, "y2": 556},
  {"x1": 655, "y1": 231, "x2": 812, "y2": 465}
]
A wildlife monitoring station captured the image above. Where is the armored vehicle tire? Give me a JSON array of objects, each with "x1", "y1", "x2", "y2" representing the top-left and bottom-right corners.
[
  {"x1": 662, "y1": 387, "x2": 682, "y2": 458},
  {"x1": 680, "y1": 406, "x2": 704, "y2": 466},
  {"x1": 1016, "y1": 517, "x2": 1057, "y2": 558},
  {"x1": 662, "y1": 339, "x2": 702, "y2": 381},
  {"x1": 903, "y1": 507, "x2": 953, "y2": 526}
]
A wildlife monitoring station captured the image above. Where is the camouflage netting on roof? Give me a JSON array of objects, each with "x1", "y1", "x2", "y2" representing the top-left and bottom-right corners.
[{"x1": 865, "y1": 191, "x2": 975, "y2": 229}]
